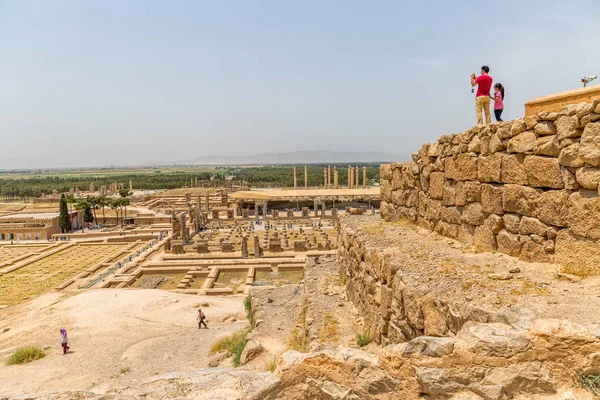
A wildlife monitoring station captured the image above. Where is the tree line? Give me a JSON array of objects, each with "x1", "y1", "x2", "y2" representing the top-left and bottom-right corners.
[{"x1": 58, "y1": 189, "x2": 132, "y2": 232}]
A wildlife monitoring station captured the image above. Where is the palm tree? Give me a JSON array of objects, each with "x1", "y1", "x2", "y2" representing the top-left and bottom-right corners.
[
  {"x1": 119, "y1": 189, "x2": 131, "y2": 226},
  {"x1": 97, "y1": 195, "x2": 108, "y2": 224},
  {"x1": 74, "y1": 200, "x2": 91, "y2": 233},
  {"x1": 65, "y1": 194, "x2": 75, "y2": 215},
  {"x1": 109, "y1": 198, "x2": 122, "y2": 228},
  {"x1": 88, "y1": 196, "x2": 98, "y2": 226}
]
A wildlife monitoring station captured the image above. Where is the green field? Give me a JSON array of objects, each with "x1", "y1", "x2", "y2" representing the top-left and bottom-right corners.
[{"x1": 0, "y1": 166, "x2": 216, "y2": 180}]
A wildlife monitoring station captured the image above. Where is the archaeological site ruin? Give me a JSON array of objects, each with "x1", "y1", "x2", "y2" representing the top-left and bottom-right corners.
[{"x1": 3, "y1": 92, "x2": 600, "y2": 400}]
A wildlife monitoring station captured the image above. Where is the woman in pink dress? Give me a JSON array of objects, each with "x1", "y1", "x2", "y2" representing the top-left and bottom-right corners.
[{"x1": 490, "y1": 83, "x2": 505, "y2": 122}]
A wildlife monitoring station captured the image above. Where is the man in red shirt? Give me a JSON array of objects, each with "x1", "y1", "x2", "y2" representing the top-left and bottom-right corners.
[{"x1": 471, "y1": 65, "x2": 493, "y2": 125}]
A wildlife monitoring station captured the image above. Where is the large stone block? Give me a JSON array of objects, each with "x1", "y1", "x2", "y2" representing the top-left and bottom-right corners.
[
  {"x1": 429, "y1": 172, "x2": 444, "y2": 200},
  {"x1": 391, "y1": 168, "x2": 402, "y2": 190},
  {"x1": 561, "y1": 166, "x2": 579, "y2": 190},
  {"x1": 474, "y1": 224, "x2": 497, "y2": 251},
  {"x1": 418, "y1": 191, "x2": 428, "y2": 217},
  {"x1": 434, "y1": 220, "x2": 459, "y2": 239},
  {"x1": 509, "y1": 119, "x2": 527, "y2": 138},
  {"x1": 442, "y1": 181, "x2": 456, "y2": 206},
  {"x1": 488, "y1": 134, "x2": 506, "y2": 152},
  {"x1": 507, "y1": 131, "x2": 536, "y2": 153},
  {"x1": 520, "y1": 237, "x2": 552, "y2": 263},
  {"x1": 462, "y1": 202, "x2": 484, "y2": 226},
  {"x1": 579, "y1": 122, "x2": 600, "y2": 167},
  {"x1": 575, "y1": 165, "x2": 600, "y2": 190},
  {"x1": 454, "y1": 154, "x2": 478, "y2": 181},
  {"x1": 457, "y1": 224, "x2": 475, "y2": 245},
  {"x1": 555, "y1": 229, "x2": 600, "y2": 274},
  {"x1": 558, "y1": 143, "x2": 585, "y2": 168},
  {"x1": 523, "y1": 156, "x2": 564, "y2": 189},
  {"x1": 518, "y1": 216, "x2": 548, "y2": 237},
  {"x1": 444, "y1": 157, "x2": 457, "y2": 181},
  {"x1": 501, "y1": 154, "x2": 528, "y2": 185},
  {"x1": 556, "y1": 115, "x2": 580, "y2": 140},
  {"x1": 502, "y1": 213, "x2": 521, "y2": 233},
  {"x1": 502, "y1": 184, "x2": 541, "y2": 217},
  {"x1": 441, "y1": 206, "x2": 462, "y2": 225},
  {"x1": 477, "y1": 153, "x2": 502, "y2": 183},
  {"x1": 455, "y1": 181, "x2": 481, "y2": 206},
  {"x1": 567, "y1": 191, "x2": 600, "y2": 239},
  {"x1": 534, "y1": 121, "x2": 556, "y2": 136},
  {"x1": 533, "y1": 135, "x2": 559, "y2": 157},
  {"x1": 496, "y1": 230, "x2": 522, "y2": 257},
  {"x1": 537, "y1": 190, "x2": 570, "y2": 227},
  {"x1": 381, "y1": 180, "x2": 392, "y2": 202},
  {"x1": 381, "y1": 164, "x2": 393, "y2": 180},
  {"x1": 481, "y1": 184, "x2": 504, "y2": 214},
  {"x1": 427, "y1": 199, "x2": 442, "y2": 221}
]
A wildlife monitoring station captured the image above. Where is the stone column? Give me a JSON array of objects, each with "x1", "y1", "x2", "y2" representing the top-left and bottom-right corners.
[
  {"x1": 355, "y1": 166, "x2": 359, "y2": 188},
  {"x1": 129, "y1": 180, "x2": 133, "y2": 192},
  {"x1": 254, "y1": 235, "x2": 261, "y2": 258},
  {"x1": 205, "y1": 195, "x2": 210, "y2": 211},
  {"x1": 241, "y1": 236, "x2": 248, "y2": 258},
  {"x1": 293, "y1": 167, "x2": 297, "y2": 189},
  {"x1": 323, "y1": 168, "x2": 327, "y2": 188},
  {"x1": 195, "y1": 177, "x2": 198, "y2": 187},
  {"x1": 363, "y1": 166, "x2": 367, "y2": 188},
  {"x1": 191, "y1": 178, "x2": 193, "y2": 188},
  {"x1": 348, "y1": 166, "x2": 353, "y2": 189},
  {"x1": 334, "y1": 170, "x2": 339, "y2": 189},
  {"x1": 327, "y1": 165, "x2": 331, "y2": 188},
  {"x1": 304, "y1": 165, "x2": 308, "y2": 189}
]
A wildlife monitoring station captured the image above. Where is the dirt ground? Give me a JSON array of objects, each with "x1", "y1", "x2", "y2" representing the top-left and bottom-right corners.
[{"x1": 0, "y1": 289, "x2": 248, "y2": 397}]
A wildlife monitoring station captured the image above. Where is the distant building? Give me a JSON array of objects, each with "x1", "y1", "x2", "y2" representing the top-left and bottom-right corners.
[{"x1": 0, "y1": 212, "x2": 80, "y2": 241}]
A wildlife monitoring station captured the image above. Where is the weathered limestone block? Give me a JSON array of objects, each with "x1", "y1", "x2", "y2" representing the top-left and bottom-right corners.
[
  {"x1": 579, "y1": 122, "x2": 600, "y2": 166},
  {"x1": 477, "y1": 153, "x2": 502, "y2": 183},
  {"x1": 402, "y1": 336, "x2": 455, "y2": 358},
  {"x1": 509, "y1": 119, "x2": 527, "y2": 138},
  {"x1": 501, "y1": 154, "x2": 528, "y2": 185},
  {"x1": 442, "y1": 181, "x2": 456, "y2": 206},
  {"x1": 575, "y1": 165, "x2": 600, "y2": 190},
  {"x1": 520, "y1": 236, "x2": 552, "y2": 262},
  {"x1": 441, "y1": 206, "x2": 462, "y2": 225},
  {"x1": 457, "y1": 224, "x2": 475, "y2": 245},
  {"x1": 381, "y1": 180, "x2": 392, "y2": 203},
  {"x1": 454, "y1": 154, "x2": 478, "y2": 181},
  {"x1": 502, "y1": 184, "x2": 541, "y2": 217},
  {"x1": 533, "y1": 135, "x2": 559, "y2": 157},
  {"x1": 537, "y1": 190, "x2": 570, "y2": 227},
  {"x1": 485, "y1": 214, "x2": 504, "y2": 234},
  {"x1": 502, "y1": 213, "x2": 521, "y2": 234},
  {"x1": 496, "y1": 230, "x2": 522, "y2": 257},
  {"x1": 523, "y1": 156, "x2": 564, "y2": 189},
  {"x1": 434, "y1": 220, "x2": 458, "y2": 239},
  {"x1": 555, "y1": 230, "x2": 600, "y2": 274},
  {"x1": 525, "y1": 115, "x2": 538, "y2": 129},
  {"x1": 380, "y1": 201, "x2": 395, "y2": 221},
  {"x1": 579, "y1": 113, "x2": 600, "y2": 128},
  {"x1": 488, "y1": 134, "x2": 506, "y2": 153},
  {"x1": 575, "y1": 102, "x2": 594, "y2": 119},
  {"x1": 240, "y1": 340, "x2": 263, "y2": 365},
  {"x1": 507, "y1": 131, "x2": 536, "y2": 153},
  {"x1": 558, "y1": 143, "x2": 584, "y2": 168},
  {"x1": 462, "y1": 202, "x2": 484, "y2": 226},
  {"x1": 426, "y1": 199, "x2": 442, "y2": 221},
  {"x1": 418, "y1": 191, "x2": 428, "y2": 218},
  {"x1": 455, "y1": 181, "x2": 481, "y2": 206},
  {"x1": 421, "y1": 295, "x2": 449, "y2": 336},
  {"x1": 468, "y1": 136, "x2": 481, "y2": 153},
  {"x1": 561, "y1": 167, "x2": 579, "y2": 190},
  {"x1": 391, "y1": 168, "x2": 402, "y2": 190},
  {"x1": 518, "y1": 216, "x2": 548, "y2": 237},
  {"x1": 481, "y1": 184, "x2": 504, "y2": 214},
  {"x1": 457, "y1": 322, "x2": 532, "y2": 358},
  {"x1": 534, "y1": 121, "x2": 556, "y2": 136},
  {"x1": 479, "y1": 136, "x2": 491, "y2": 155},
  {"x1": 474, "y1": 224, "x2": 497, "y2": 251},
  {"x1": 379, "y1": 164, "x2": 392, "y2": 181},
  {"x1": 556, "y1": 115, "x2": 580, "y2": 140},
  {"x1": 444, "y1": 157, "x2": 457, "y2": 181},
  {"x1": 429, "y1": 172, "x2": 444, "y2": 200},
  {"x1": 567, "y1": 191, "x2": 600, "y2": 239}
]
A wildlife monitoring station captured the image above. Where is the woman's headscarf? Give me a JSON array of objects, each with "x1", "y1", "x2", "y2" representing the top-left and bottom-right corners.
[{"x1": 60, "y1": 328, "x2": 67, "y2": 338}]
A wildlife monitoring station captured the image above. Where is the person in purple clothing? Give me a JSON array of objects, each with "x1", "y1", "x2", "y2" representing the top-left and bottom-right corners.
[{"x1": 490, "y1": 83, "x2": 505, "y2": 122}]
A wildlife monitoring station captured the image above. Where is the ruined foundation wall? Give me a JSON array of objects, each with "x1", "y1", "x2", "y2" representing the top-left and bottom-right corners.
[{"x1": 381, "y1": 100, "x2": 600, "y2": 270}]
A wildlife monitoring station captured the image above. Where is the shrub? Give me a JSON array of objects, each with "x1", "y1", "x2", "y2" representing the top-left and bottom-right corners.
[
  {"x1": 356, "y1": 331, "x2": 372, "y2": 347},
  {"x1": 266, "y1": 355, "x2": 278, "y2": 372},
  {"x1": 288, "y1": 328, "x2": 307, "y2": 352},
  {"x1": 580, "y1": 373, "x2": 600, "y2": 397},
  {"x1": 5, "y1": 346, "x2": 46, "y2": 365},
  {"x1": 210, "y1": 328, "x2": 249, "y2": 367}
]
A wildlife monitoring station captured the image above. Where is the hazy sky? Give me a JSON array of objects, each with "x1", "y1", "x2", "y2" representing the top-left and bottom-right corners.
[{"x1": 1, "y1": 0, "x2": 599, "y2": 168}]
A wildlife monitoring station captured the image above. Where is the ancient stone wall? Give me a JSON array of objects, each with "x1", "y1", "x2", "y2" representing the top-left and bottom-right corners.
[{"x1": 380, "y1": 100, "x2": 600, "y2": 269}]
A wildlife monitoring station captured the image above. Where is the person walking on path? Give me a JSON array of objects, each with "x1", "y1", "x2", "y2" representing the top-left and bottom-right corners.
[
  {"x1": 197, "y1": 309, "x2": 208, "y2": 329},
  {"x1": 471, "y1": 65, "x2": 493, "y2": 125},
  {"x1": 490, "y1": 83, "x2": 505, "y2": 122},
  {"x1": 60, "y1": 328, "x2": 70, "y2": 354}
]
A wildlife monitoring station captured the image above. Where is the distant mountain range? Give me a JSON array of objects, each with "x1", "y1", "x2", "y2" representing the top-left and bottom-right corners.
[{"x1": 182, "y1": 150, "x2": 404, "y2": 165}]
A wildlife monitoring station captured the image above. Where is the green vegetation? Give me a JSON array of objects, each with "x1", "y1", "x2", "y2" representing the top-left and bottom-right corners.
[
  {"x1": 58, "y1": 195, "x2": 70, "y2": 233},
  {"x1": 5, "y1": 346, "x2": 46, "y2": 365},
  {"x1": 210, "y1": 328, "x2": 250, "y2": 367},
  {"x1": 355, "y1": 330, "x2": 372, "y2": 347},
  {"x1": 288, "y1": 328, "x2": 308, "y2": 352},
  {"x1": 266, "y1": 355, "x2": 278, "y2": 372},
  {"x1": 243, "y1": 294, "x2": 256, "y2": 327},
  {"x1": 0, "y1": 164, "x2": 380, "y2": 199},
  {"x1": 120, "y1": 367, "x2": 130, "y2": 375},
  {"x1": 580, "y1": 373, "x2": 600, "y2": 397}
]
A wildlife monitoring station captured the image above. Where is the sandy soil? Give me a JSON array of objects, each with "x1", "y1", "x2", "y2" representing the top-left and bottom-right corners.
[{"x1": 0, "y1": 289, "x2": 248, "y2": 397}]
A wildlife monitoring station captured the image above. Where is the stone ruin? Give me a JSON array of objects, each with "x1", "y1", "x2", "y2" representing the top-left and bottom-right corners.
[{"x1": 380, "y1": 100, "x2": 600, "y2": 270}]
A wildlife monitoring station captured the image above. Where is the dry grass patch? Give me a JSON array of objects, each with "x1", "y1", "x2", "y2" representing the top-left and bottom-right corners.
[
  {"x1": 561, "y1": 264, "x2": 594, "y2": 279},
  {"x1": 210, "y1": 328, "x2": 250, "y2": 367},
  {"x1": 6, "y1": 346, "x2": 46, "y2": 365}
]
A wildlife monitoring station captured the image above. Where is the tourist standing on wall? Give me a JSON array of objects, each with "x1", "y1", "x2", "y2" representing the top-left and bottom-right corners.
[
  {"x1": 490, "y1": 83, "x2": 505, "y2": 122},
  {"x1": 197, "y1": 309, "x2": 208, "y2": 329},
  {"x1": 60, "y1": 328, "x2": 70, "y2": 354},
  {"x1": 471, "y1": 66, "x2": 493, "y2": 125}
]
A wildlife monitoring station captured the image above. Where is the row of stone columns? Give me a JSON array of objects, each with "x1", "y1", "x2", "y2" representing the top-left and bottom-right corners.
[{"x1": 292, "y1": 165, "x2": 368, "y2": 189}]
